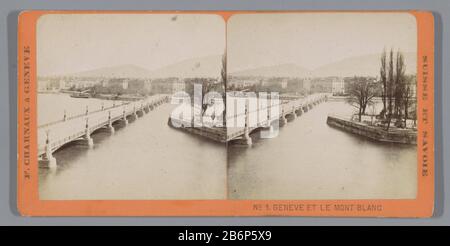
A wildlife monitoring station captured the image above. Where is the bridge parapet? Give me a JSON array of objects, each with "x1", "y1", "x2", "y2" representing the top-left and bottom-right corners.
[{"x1": 171, "y1": 93, "x2": 328, "y2": 145}]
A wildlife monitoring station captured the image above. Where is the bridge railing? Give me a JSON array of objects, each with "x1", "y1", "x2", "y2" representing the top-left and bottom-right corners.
[
  {"x1": 224, "y1": 94, "x2": 321, "y2": 123},
  {"x1": 38, "y1": 101, "x2": 129, "y2": 129},
  {"x1": 169, "y1": 93, "x2": 327, "y2": 142},
  {"x1": 38, "y1": 95, "x2": 168, "y2": 129}
]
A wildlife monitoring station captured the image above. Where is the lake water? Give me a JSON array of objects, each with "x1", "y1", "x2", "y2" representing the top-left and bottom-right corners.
[
  {"x1": 38, "y1": 94, "x2": 122, "y2": 125},
  {"x1": 227, "y1": 99, "x2": 417, "y2": 200},
  {"x1": 38, "y1": 94, "x2": 417, "y2": 200},
  {"x1": 38, "y1": 94, "x2": 227, "y2": 200}
]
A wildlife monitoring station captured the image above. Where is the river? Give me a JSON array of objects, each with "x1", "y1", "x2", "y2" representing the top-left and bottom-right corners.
[
  {"x1": 38, "y1": 93, "x2": 227, "y2": 200},
  {"x1": 227, "y1": 99, "x2": 417, "y2": 200},
  {"x1": 38, "y1": 94, "x2": 417, "y2": 200}
]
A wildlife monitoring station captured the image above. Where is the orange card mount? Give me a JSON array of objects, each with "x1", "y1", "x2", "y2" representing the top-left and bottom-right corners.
[{"x1": 17, "y1": 11, "x2": 434, "y2": 217}]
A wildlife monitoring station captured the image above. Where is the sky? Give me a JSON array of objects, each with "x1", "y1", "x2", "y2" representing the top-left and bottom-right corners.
[
  {"x1": 227, "y1": 13, "x2": 417, "y2": 72},
  {"x1": 37, "y1": 14, "x2": 225, "y2": 76}
]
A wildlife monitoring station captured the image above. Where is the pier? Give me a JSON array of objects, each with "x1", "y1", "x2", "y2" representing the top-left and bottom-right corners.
[
  {"x1": 38, "y1": 94, "x2": 170, "y2": 168},
  {"x1": 326, "y1": 115, "x2": 417, "y2": 145}
]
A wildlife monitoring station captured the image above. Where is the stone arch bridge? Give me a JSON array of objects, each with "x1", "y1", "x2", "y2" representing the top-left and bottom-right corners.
[{"x1": 38, "y1": 94, "x2": 169, "y2": 168}]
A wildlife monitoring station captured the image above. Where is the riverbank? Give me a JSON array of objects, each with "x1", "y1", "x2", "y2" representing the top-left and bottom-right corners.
[{"x1": 326, "y1": 115, "x2": 417, "y2": 145}]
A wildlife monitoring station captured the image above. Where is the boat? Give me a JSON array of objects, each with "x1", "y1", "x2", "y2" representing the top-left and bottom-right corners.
[{"x1": 70, "y1": 92, "x2": 91, "y2": 98}]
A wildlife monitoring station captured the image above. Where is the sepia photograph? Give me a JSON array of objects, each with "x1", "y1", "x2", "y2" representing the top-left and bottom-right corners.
[
  {"x1": 226, "y1": 13, "x2": 418, "y2": 200},
  {"x1": 36, "y1": 12, "x2": 418, "y2": 202},
  {"x1": 5, "y1": 0, "x2": 442, "y2": 225},
  {"x1": 37, "y1": 14, "x2": 227, "y2": 200}
]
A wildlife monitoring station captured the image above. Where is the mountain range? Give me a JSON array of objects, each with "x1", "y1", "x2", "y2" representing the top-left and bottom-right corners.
[
  {"x1": 230, "y1": 52, "x2": 417, "y2": 78},
  {"x1": 230, "y1": 63, "x2": 312, "y2": 77},
  {"x1": 67, "y1": 55, "x2": 222, "y2": 79},
  {"x1": 69, "y1": 64, "x2": 153, "y2": 78},
  {"x1": 62, "y1": 52, "x2": 417, "y2": 79}
]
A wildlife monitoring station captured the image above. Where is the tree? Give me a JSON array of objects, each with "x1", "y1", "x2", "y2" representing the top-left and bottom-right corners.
[
  {"x1": 394, "y1": 51, "x2": 406, "y2": 119},
  {"x1": 221, "y1": 52, "x2": 227, "y2": 125},
  {"x1": 402, "y1": 75, "x2": 416, "y2": 128},
  {"x1": 221, "y1": 52, "x2": 227, "y2": 88},
  {"x1": 386, "y1": 49, "x2": 395, "y2": 131},
  {"x1": 379, "y1": 48, "x2": 387, "y2": 118},
  {"x1": 346, "y1": 76, "x2": 377, "y2": 122},
  {"x1": 381, "y1": 49, "x2": 412, "y2": 130}
]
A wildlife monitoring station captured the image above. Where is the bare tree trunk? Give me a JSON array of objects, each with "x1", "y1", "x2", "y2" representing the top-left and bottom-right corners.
[
  {"x1": 380, "y1": 49, "x2": 387, "y2": 118},
  {"x1": 395, "y1": 51, "x2": 406, "y2": 122},
  {"x1": 362, "y1": 102, "x2": 367, "y2": 115},
  {"x1": 414, "y1": 98, "x2": 417, "y2": 127},
  {"x1": 221, "y1": 52, "x2": 227, "y2": 126},
  {"x1": 386, "y1": 49, "x2": 394, "y2": 131},
  {"x1": 358, "y1": 108, "x2": 362, "y2": 122},
  {"x1": 404, "y1": 97, "x2": 409, "y2": 128}
]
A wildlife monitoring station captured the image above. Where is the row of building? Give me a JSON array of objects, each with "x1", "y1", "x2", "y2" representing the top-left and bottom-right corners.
[
  {"x1": 38, "y1": 75, "x2": 345, "y2": 94},
  {"x1": 38, "y1": 75, "x2": 415, "y2": 98},
  {"x1": 228, "y1": 75, "x2": 417, "y2": 98},
  {"x1": 38, "y1": 77, "x2": 187, "y2": 94},
  {"x1": 227, "y1": 76, "x2": 346, "y2": 95}
]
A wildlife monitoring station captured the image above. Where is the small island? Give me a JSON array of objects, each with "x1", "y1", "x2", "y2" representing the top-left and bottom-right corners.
[{"x1": 327, "y1": 49, "x2": 417, "y2": 145}]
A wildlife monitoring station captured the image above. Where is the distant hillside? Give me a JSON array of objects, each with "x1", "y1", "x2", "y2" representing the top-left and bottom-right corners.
[
  {"x1": 63, "y1": 53, "x2": 416, "y2": 79},
  {"x1": 230, "y1": 63, "x2": 311, "y2": 78},
  {"x1": 69, "y1": 64, "x2": 152, "y2": 78},
  {"x1": 230, "y1": 52, "x2": 417, "y2": 78},
  {"x1": 64, "y1": 55, "x2": 222, "y2": 79},
  {"x1": 151, "y1": 55, "x2": 222, "y2": 78},
  {"x1": 311, "y1": 52, "x2": 417, "y2": 77}
]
